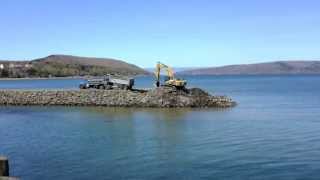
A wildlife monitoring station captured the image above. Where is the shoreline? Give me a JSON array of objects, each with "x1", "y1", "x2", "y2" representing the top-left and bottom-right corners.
[
  {"x1": 0, "y1": 74, "x2": 151, "y2": 81},
  {"x1": 0, "y1": 77, "x2": 82, "y2": 81},
  {"x1": 0, "y1": 74, "x2": 319, "y2": 81}
]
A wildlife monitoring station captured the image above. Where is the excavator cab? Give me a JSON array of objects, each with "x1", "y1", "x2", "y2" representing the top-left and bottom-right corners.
[{"x1": 154, "y1": 62, "x2": 187, "y2": 89}]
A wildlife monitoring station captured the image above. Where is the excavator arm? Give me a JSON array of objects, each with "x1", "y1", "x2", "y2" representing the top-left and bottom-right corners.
[
  {"x1": 154, "y1": 62, "x2": 186, "y2": 88},
  {"x1": 155, "y1": 62, "x2": 175, "y2": 84},
  {"x1": 155, "y1": 62, "x2": 175, "y2": 87}
]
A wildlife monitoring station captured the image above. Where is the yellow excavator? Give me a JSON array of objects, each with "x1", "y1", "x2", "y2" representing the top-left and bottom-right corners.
[{"x1": 154, "y1": 62, "x2": 187, "y2": 89}]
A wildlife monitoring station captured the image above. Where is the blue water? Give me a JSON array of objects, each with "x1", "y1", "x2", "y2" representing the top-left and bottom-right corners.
[
  {"x1": 0, "y1": 78, "x2": 83, "y2": 90},
  {"x1": 0, "y1": 75, "x2": 320, "y2": 180}
]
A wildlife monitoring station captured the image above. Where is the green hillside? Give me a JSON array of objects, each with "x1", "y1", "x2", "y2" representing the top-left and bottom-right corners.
[{"x1": 0, "y1": 55, "x2": 148, "y2": 78}]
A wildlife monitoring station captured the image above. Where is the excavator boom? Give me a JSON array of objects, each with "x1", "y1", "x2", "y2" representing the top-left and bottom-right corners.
[{"x1": 154, "y1": 62, "x2": 186, "y2": 89}]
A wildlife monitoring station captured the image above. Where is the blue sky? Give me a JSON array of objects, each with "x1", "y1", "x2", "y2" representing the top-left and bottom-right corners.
[{"x1": 0, "y1": 0, "x2": 319, "y2": 67}]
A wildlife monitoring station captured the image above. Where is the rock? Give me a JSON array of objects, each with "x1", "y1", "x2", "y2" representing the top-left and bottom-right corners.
[
  {"x1": 0, "y1": 156, "x2": 9, "y2": 177},
  {"x1": 0, "y1": 177, "x2": 20, "y2": 180},
  {"x1": 188, "y1": 88, "x2": 210, "y2": 96},
  {"x1": 0, "y1": 87, "x2": 236, "y2": 108}
]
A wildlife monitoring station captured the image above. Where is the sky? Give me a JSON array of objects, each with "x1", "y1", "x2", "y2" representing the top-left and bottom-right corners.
[{"x1": 0, "y1": 0, "x2": 319, "y2": 67}]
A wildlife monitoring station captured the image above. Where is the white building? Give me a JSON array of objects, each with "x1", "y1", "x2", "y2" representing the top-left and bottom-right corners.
[
  {"x1": 9, "y1": 63, "x2": 15, "y2": 68},
  {"x1": 25, "y1": 64, "x2": 33, "y2": 68},
  {"x1": 0, "y1": 64, "x2": 4, "y2": 70},
  {"x1": 9, "y1": 63, "x2": 24, "y2": 68}
]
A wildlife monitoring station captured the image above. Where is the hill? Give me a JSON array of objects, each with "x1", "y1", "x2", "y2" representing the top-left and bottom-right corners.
[
  {"x1": 0, "y1": 55, "x2": 148, "y2": 78},
  {"x1": 179, "y1": 61, "x2": 320, "y2": 75}
]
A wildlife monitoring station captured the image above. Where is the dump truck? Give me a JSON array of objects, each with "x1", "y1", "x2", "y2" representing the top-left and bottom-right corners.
[{"x1": 79, "y1": 74, "x2": 134, "y2": 90}]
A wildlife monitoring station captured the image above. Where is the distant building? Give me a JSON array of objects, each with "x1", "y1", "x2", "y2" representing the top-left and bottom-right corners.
[
  {"x1": 25, "y1": 64, "x2": 33, "y2": 68},
  {"x1": 9, "y1": 63, "x2": 27, "y2": 68},
  {"x1": 9, "y1": 63, "x2": 16, "y2": 68}
]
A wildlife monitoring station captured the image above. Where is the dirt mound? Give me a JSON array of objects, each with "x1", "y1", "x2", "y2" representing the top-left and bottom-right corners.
[{"x1": 187, "y1": 88, "x2": 210, "y2": 96}]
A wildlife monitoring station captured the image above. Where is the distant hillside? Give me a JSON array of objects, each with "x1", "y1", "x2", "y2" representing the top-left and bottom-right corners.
[
  {"x1": 0, "y1": 55, "x2": 148, "y2": 78},
  {"x1": 179, "y1": 61, "x2": 320, "y2": 75}
]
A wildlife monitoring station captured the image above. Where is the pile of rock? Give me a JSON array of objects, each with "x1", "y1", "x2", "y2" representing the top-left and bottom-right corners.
[{"x1": 0, "y1": 87, "x2": 236, "y2": 108}]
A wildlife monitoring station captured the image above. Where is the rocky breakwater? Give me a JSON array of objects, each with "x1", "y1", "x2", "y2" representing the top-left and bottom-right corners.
[{"x1": 0, "y1": 87, "x2": 236, "y2": 108}]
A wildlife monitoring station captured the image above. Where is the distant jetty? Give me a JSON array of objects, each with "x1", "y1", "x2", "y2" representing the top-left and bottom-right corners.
[{"x1": 0, "y1": 87, "x2": 235, "y2": 108}]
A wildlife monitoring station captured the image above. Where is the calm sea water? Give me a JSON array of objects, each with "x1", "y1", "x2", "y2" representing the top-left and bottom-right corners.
[{"x1": 0, "y1": 75, "x2": 320, "y2": 180}]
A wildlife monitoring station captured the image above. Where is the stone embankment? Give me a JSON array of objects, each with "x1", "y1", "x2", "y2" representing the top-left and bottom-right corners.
[{"x1": 0, "y1": 87, "x2": 236, "y2": 108}]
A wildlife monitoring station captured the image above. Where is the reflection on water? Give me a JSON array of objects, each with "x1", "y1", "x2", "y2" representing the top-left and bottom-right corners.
[
  {"x1": 83, "y1": 106, "x2": 233, "y2": 121},
  {"x1": 83, "y1": 107, "x2": 192, "y2": 121}
]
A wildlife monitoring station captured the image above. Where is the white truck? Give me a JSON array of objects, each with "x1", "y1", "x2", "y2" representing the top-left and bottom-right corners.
[{"x1": 79, "y1": 74, "x2": 135, "y2": 90}]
